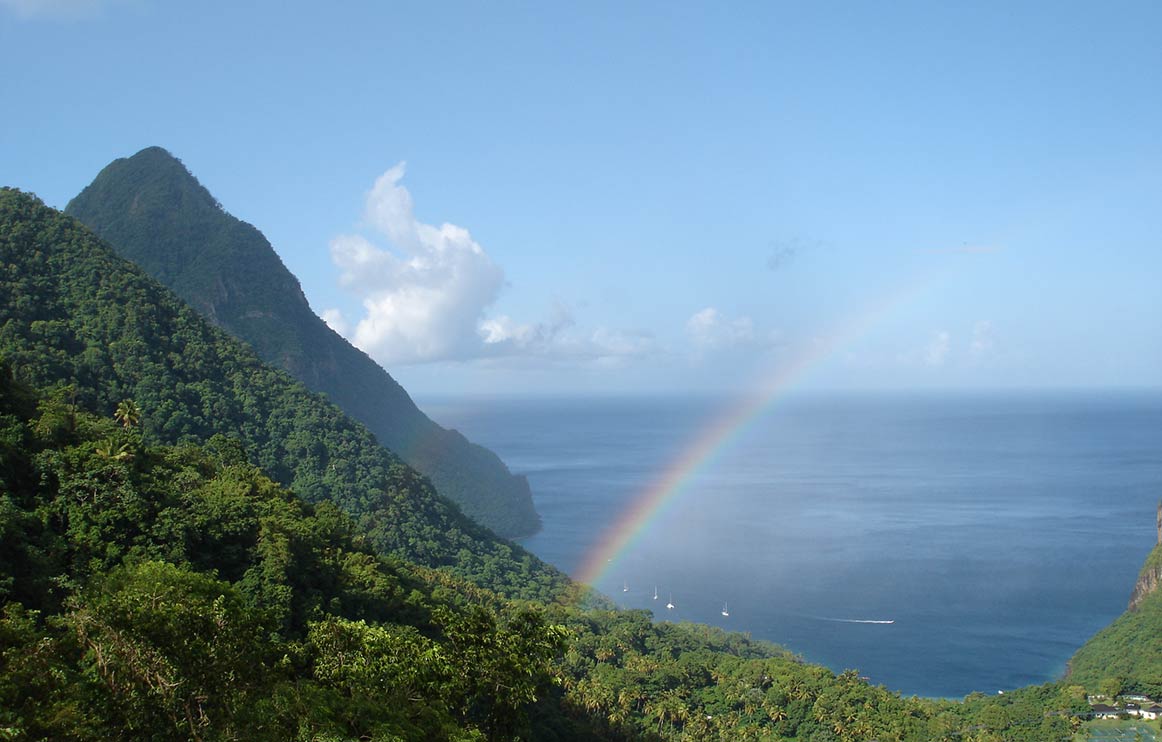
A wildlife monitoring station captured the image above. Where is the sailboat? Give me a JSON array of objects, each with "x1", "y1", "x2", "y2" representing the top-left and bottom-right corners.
[
  {"x1": 721, "y1": 602, "x2": 730, "y2": 617},
  {"x1": 622, "y1": 580, "x2": 629, "y2": 593},
  {"x1": 653, "y1": 586, "x2": 658, "y2": 601},
  {"x1": 666, "y1": 593, "x2": 675, "y2": 610}
]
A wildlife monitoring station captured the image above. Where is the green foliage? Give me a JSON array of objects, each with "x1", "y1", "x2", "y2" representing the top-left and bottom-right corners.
[
  {"x1": 65, "y1": 562, "x2": 270, "y2": 738},
  {"x1": 0, "y1": 379, "x2": 563, "y2": 739},
  {"x1": 66, "y1": 147, "x2": 540, "y2": 538},
  {"x1": 0, "y1": 187, "x2": 564, "y2": 601},
  {"x1": 1069, "y1": 586, "x2": 1162, "y2": 697},
  {"x1": 0, "y1": 342, "x2": 1093, "y2": 741},
  {"x1": 0, "y1": 186, "x2": 1121, "y2": 740}
]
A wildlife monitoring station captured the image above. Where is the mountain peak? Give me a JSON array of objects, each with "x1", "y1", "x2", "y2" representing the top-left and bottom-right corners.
[
  {"x1": 75, "y1": 145, "x2": 220, "y2": 219},
  {"x1": 66, "y1": 149, "x2": 541, "y2": 538}
]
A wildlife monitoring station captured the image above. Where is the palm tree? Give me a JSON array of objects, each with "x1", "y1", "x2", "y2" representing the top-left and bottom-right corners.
[
  {"x1": 114, "y1": 399, "x2": 141, "y2": 429},
  {"x1": 96, "y1": 437, "x2": 134, "y2": 461}
]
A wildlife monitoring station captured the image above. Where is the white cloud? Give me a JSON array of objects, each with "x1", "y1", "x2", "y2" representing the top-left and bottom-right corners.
[
  {"x1": 924, "y1": 330, "x2": 951, "y2": 367},
  {"x1": 320, "y1": 308, "x2": 349, "y2": 336},
  {"x1": 328, "y1": 165, "x2": 656, "y2": 368},
  {"x1": 329, "y1": 163, "x2": 505, "y2": 365},
  {"x1": 686, "y1": 307, "x2": 764, "y2": 355},
  {"x1": 480, "y1": 303, "x2": 574, "y2": 351},
  {"x1": 969, "y1": 320, "x2": 995, "y2": 360},
  {"x1": 480, "y1": 305, "x2": 656, "y2": 364}
]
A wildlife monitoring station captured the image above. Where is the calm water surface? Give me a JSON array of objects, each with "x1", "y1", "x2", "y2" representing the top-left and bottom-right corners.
[{"x1": 422, "y1": 391, "x2": 1162, "y2": 698}]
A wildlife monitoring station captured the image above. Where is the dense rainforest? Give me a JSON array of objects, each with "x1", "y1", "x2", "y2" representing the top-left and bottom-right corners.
[
  {"x1": 0, "y1": 185, "x2": 1145, "y2": 740},
  {"x1": 66, "y1": 146, "x2": 540, "y2": 538},
  {"x1": 0, "y1": 187, "x2": 561, "y2": 602},
  {"x1": 0, "y1": 357, "x2": 1085, "y2": 741}
]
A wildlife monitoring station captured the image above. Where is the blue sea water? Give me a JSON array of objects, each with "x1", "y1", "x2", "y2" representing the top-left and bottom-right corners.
[{"x1": 422, "y1": 391, "x2": 1162, "y2": 698}]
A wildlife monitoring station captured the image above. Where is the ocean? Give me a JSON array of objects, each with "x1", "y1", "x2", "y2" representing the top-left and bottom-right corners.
[{"x1": 422, "y1": 390, "x2": 1162, "y2": 698}]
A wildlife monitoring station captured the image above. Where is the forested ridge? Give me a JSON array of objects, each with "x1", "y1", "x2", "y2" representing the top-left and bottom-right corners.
[
  {"x1": 0, "y1": 186, "x2": 1129, "y2": 740},
  {"x1": 0, "y1": 187, "x2": 561, "y2": 601},
  {"x1": 0, "y1": 369, "x2": 570, "y2": 739},
  {"x1": 65, "y1": 147, "x2": 540, "y2": 538}
]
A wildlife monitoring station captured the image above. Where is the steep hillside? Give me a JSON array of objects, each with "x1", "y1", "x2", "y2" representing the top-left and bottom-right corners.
[
  {"x1": 0, "y1": 187, "x2": 561, "y2": 600},
  {"x1": 1068, "y1": 539, "x2": 1162, "y2": 697},
  {"x1": 1068, "y1": 580, "x2": 1162, "y2": 697},
  {"x1": 0, "y1": 374, "x2": 569, "y2": 740},
  {"x1": 65, "y1": 147, "x2": 539, "y2": 538}
]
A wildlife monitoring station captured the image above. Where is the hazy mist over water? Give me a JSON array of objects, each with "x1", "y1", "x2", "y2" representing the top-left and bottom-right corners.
[{"x1": 423, "y1": 391, "x2": 1162, "y2": 698}]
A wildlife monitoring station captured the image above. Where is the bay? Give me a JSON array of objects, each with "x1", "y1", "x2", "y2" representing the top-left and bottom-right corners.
[{"x1": 422, "y1": 390, "x2": 1162, "y2": 698}]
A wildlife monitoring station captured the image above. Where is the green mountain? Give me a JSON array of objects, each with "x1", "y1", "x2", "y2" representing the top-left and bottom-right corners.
[
  {"x1": 64, "y1": 147, "x2": 540, "y2": 538},
  {"x1": 0, "y1": 187, "x2": 561, "y2": 601},
  {"x1": 1067, "y1": 541, "x2": 1162, "y2": 697}
]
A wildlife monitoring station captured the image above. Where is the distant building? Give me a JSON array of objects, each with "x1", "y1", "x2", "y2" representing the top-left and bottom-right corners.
[
  {"x1": 1090, "y1": 703, "x2": 1121, "y2": 719},
  {"x1": 1140, "y1": 705, "x2": 1162, "y2": 720}
]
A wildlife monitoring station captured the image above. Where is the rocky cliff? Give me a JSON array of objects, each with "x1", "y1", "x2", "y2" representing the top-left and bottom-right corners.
[{"x1": 1127, "y1": 502, "x2": 1162, "y2": 612}]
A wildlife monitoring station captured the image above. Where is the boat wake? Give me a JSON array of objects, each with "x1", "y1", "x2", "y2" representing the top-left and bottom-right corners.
[{"x1": 818, "y1": 617, "x2": 895, "y2": 625}]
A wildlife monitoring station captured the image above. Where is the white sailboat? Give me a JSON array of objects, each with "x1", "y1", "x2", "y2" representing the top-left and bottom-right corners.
[
  {"x1": 721, "y1": 602, "x2": 730, "y2": 617},
  {"x1": 653, "y1": 586, "x2": 658, "y2": 600},
  {"x1": 666, "y1": 593, "x2": 675, "y2": 610},
  {"x1": 622, "y1": 580, "x2": 629, "y2": 593}
]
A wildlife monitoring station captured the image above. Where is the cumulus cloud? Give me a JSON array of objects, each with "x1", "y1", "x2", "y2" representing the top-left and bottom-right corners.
[
  {"x1": 328, "y1": 164, "x2": 656, "y2": 367},
  {"x1": 924, "y1": 330, "x2": 951, "y2": 367},
  {"x1": 329, "y1": 163, "x2": 505, "y2": 365}
]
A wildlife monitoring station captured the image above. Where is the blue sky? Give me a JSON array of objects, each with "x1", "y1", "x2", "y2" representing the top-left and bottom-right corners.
[{"x1": 2, "y1": 0, "x2": 1160, "y2": 395}]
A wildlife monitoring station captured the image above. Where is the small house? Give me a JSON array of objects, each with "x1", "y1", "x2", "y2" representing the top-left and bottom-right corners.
[{"x1": 1090, "y1": 704, "x2": 1121, "y2": 719}]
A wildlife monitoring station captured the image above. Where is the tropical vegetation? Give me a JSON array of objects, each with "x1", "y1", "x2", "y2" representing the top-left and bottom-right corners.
[{"x1": 0, "y1": 185, "x2": 1146, "y2": 740}]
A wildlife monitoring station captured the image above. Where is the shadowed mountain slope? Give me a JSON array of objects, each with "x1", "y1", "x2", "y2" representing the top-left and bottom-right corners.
[
  {"x1": 0, "y1": 187, "x2": 563, "y2": 600},
  {"x1": 65, "y1": 147, "x2": 539, "y2": 537}
]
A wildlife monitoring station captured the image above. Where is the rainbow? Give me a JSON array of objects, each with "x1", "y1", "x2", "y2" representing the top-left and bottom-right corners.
[{"x1": 575, "y1": 282, "x2": 930, "y2": 588}]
